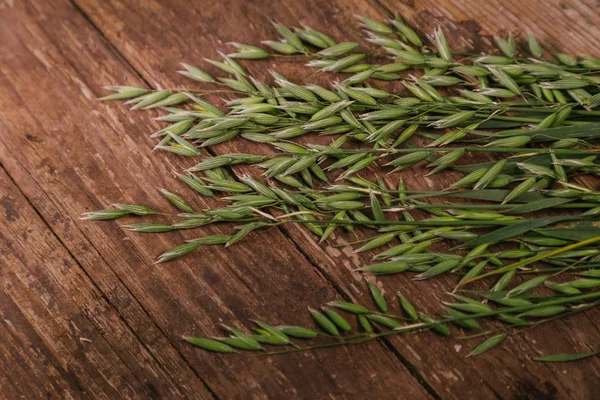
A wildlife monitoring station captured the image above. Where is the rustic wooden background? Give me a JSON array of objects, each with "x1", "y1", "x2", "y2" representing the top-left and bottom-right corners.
[{"x1": 2, "y1": 0, "x2": 600, "y2": 398}]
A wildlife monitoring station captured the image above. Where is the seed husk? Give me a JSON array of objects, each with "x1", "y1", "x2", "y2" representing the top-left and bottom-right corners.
[
  {"x1": 392, "y1": 124, "x2": 419, "y2": 147},
  {"x1": 303, "y1": 116, "x2": 343, "y2": 131},
  {"x1": 366, "y1": 278, "x2": 387, "y2": 312},
  {"x1": 540, "y1": 78, "x2": 589, "y2": 90},
  {"x1": 444, "y1": 307, "x2": 481, "y2": 329},
  {"x1": 183, "y1": 337, "x2": 236, "y2": 353},
  {"x1": 80, "y1": 209, "x2": 130, "y2": 220},
  {"x1": 357, "y1": 315, "x2": 373, "y2": 333},
  {"x1": 388, "y1": 48, "x2": 425, "y2": 65},
  {"x1": 220, "y1": 325, "x2": 263, "y2": 350},
  {"x1": 426, "y1": 149, "x2": 464, "y2": 175},
  {"x1": 457, "y1": 261, "x2": 488, "y2": 289},
  {"x1": 277, "y1": 326, "x2": 318, "y2": 338},
  {"x1": 251, "y1": 333, "x2": 290, "y2": 346},
  {"x1": 516, "y1": 162, "x2": 557, "y2": 179},
  {"x1": 123, "y1": 223, "x2": 174, "y2": 233},
  {"x1": 282, "y1": 156, "x2": 317, "y2": 176},
  {"x1": 392, "y1": 253, "x2": 437, "y2": 263},
  {"x1": 505, "y1": 275, "x2": 550, "y2": 298},
  {"x1": 101, "y1": 86, "x2": 148, "y2": 101},
  {"x1": 328, "y1": 301, "x2": 370, "y2": 314},
  {"x1": 359, "y1": 260, "x2": 409, "y2": 275},
  {"x1": 337, "y1": 156, "x2": 377, "y2": 181},
  {"x1": 467, "y1": 333, "x2": 507, "y2": 357},
  {"x1": 503, "y1": 177, "x2": 537, "y2": 204},
  {"x1": 369, "y1": 191, "x2": 384, "y2": 222},
  {"x1": 130, "y1": 90, "x2": 172, "y2": 110},
  {"x1": 398, "y1": 295, "x2": 418, "y2": 321},
  {"x1": 355, "y1": 233, "x2": 397, "y2": 253},
  {"x1": 305, "y1": 84, "x2": 342, "y2": 102},
  {"x1": 323, "y1": 54, "x2": 367, "y2": 72},
  {"x1": 387, "y1": 151, "x2": 430, "y2": 170},
  {"x1": 473, "y1": 160, "x2": 507, "y2": 190},
  {"x1": 519, "y1": 306, "x2": 566, "y2": 318},
  {"x1": 447, "y1": 301, "x2": 491, "y2": 314},
  {"x1": 368, "y1": 120, "x2": 405, "y2": 142},
  {"x1": 527, "y1": 33, "x2": 543, "y2": 57},
  {"x1": 449, "y1": 168, "x2": 487, "y2": 189},
  {"x1": 488, "y1": 66, "x2": 521, "y2": 94},
  {"x1": 213, "y1": 337, "x2": 261, "y2": 351},
  {"x1": 309, "y1": 308, "x2": 340, "y2": 336},
  {"x1": 419, "y1": 314, "x2": 451, "y2": 336},
  {"x1": 495, "y1": 33, "x2": 515, "y2": 58},
  {"x1": 475, "y1": 55, "x2": 514, "y2": 64},
  {"x1": 485, "y1": 136, "x2": 531, "y2": 148},
  {"x1": 310, "y1": 100, "x2": 354, "y2": 122},
  {"x1": 367, "y1": 314, "x2": 402, "y2": 329},
  {"x1": 579, "y1": 270, "x2": 600, "y2": 278},
  {"x1": 337, "y1": 83, "x2": 377, "y2": 105},
  {"x1": 415, "y1": 259, "x2": 460, "y2": 280},
  {"x1": 322, "y1": 307, "x2": 352, "y2": 332}
]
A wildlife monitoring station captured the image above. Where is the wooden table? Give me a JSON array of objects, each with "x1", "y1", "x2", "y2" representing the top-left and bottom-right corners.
[{"x1": 2, "y1": 0, "x2": 600, "y2": 398}]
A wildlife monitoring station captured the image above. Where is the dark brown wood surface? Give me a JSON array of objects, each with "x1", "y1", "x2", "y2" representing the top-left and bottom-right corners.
[{"x1": 1, "y1": 0, "x2": 599, "y2": 399}]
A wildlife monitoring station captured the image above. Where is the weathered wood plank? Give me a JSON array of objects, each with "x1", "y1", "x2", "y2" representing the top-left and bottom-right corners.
[
  {"x1": 0, "y1": 0, "x2": 431, "y2": 398},
  {"x1": 0, "y1": 168, "x2": 195, "y2": 399},
  {"x1": 377, "y1": 0, "x2": 600, "y2": 56},
  {"x1": 68, "y1": 0, "x2": 600, "y2": 398}
]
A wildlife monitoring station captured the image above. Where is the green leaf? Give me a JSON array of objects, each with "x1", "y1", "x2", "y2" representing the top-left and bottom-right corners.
[
  {"x1": 535, "y1": 350, "x2": 600, "y2": 363},
  {"x1": 506, "y1": 198, "x2": 574, "y2": 214},
  {"x1": 445, "y1": 189, "x2": 547, "y2": 203},
  {"x1": 462, "y1": 216, "x2": 580, "y2": 248},
  {"x1": 472, "y1": 122, "x2": 600, "y2": 142},
  {"x1": 535, "y1": 223, "x2": 600, "y2": 241}
]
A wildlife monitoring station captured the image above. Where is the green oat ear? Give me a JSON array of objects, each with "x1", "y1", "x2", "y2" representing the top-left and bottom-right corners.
[{"x1": 89, "y1": 13, "x2": 600, "y2": 361}]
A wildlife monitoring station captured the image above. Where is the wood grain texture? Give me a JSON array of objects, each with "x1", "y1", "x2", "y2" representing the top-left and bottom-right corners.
[
  {"x1": 0, "y1": 168, "x2": 198, "y2": 399},
  {"x1": 1, "y1": 0, "x2": 599, "y2": 398}
]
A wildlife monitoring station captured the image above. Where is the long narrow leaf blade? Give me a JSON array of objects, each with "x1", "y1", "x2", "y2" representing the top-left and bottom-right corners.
[{"x1": 462, "y1": 216, "x2": 580, "y2": 248}]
